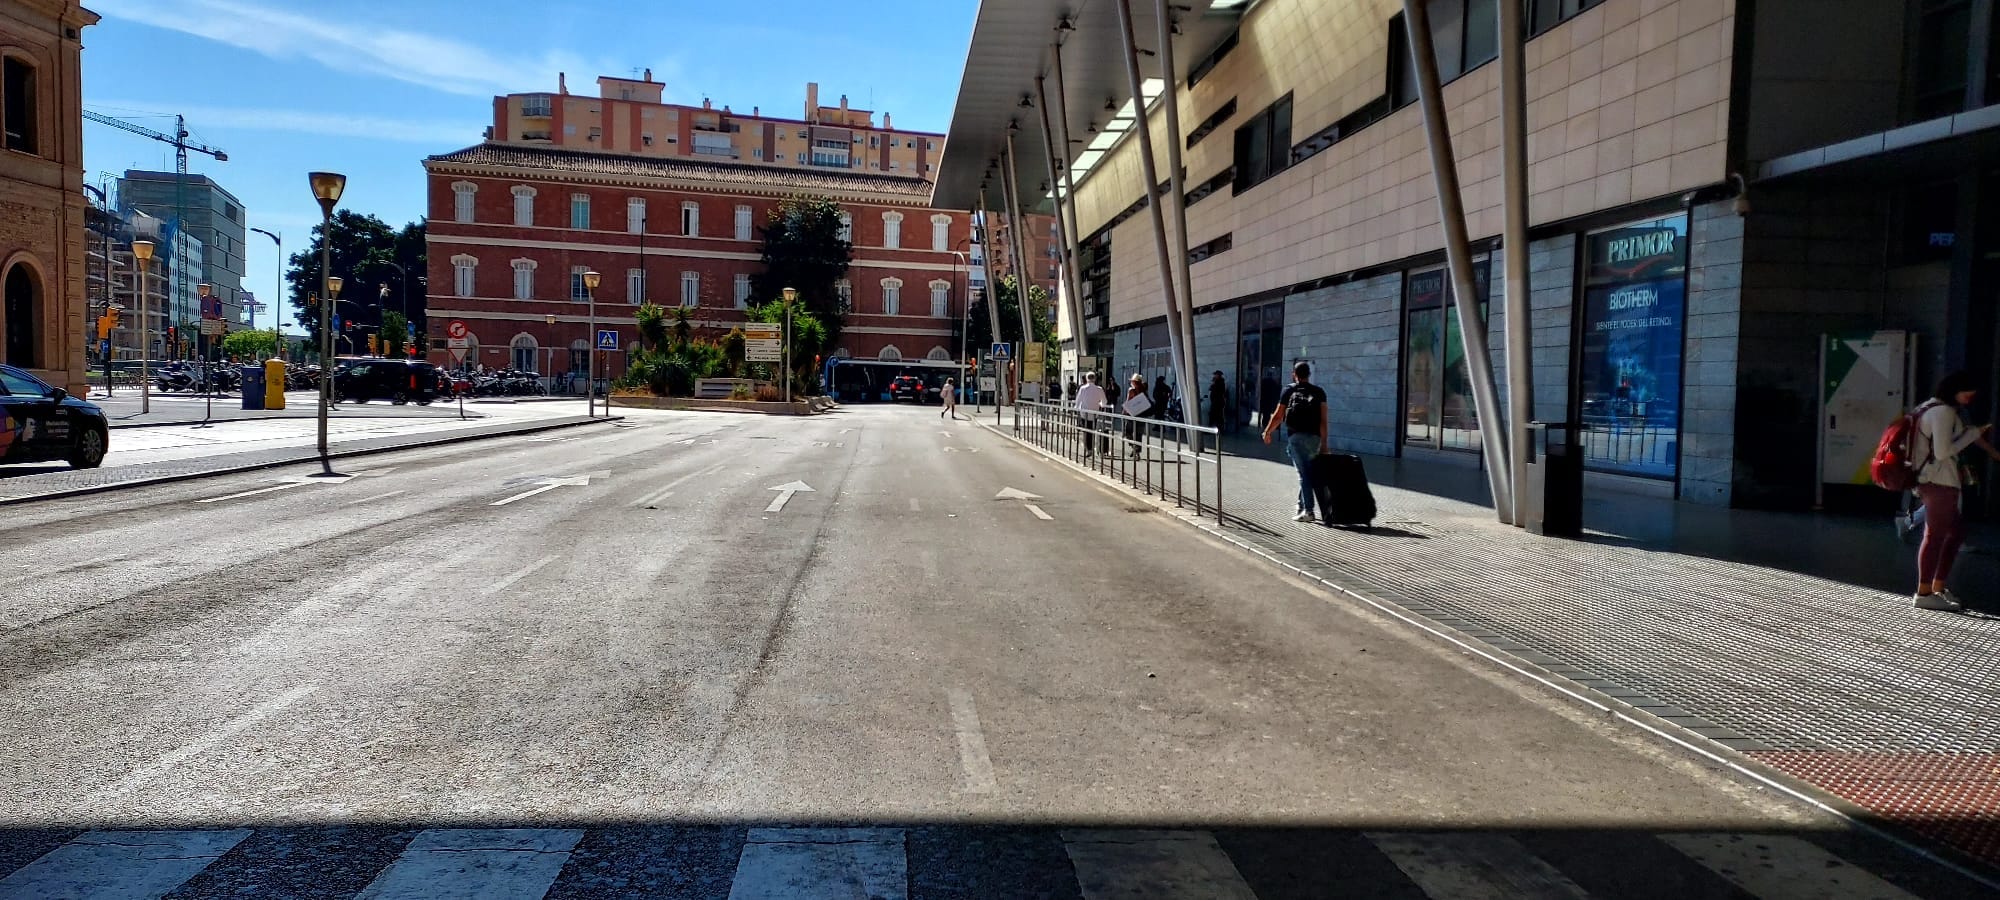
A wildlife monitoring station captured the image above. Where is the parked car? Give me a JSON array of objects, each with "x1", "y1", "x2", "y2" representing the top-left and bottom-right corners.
[
  {"x1": 889, "y1": 375, "x2": 928, "y2": 403},
  {"x1": 334, "y1": 358, "x2": 438, "y2": 405},
  {"x1": 0, "y1": 364, "x2": 109, "y2": 468}
]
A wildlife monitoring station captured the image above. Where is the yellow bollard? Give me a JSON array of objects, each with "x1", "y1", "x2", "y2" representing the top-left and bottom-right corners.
[{"x1": 265, "y1": 358, "x2": 286, "y2": 410}]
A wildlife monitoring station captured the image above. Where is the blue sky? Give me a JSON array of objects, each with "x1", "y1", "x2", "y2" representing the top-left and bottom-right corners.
[{"x1": 81, "y1": 0, "x2": 976, "y2": 324}]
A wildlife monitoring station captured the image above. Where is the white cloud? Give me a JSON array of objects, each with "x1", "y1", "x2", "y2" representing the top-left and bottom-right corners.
[
  {"x1": 89, "y1": 0, "x2": 607, "y2": 97},
  {"x1": 89, "y1": 99, "x2": 485, "y2": 146}
]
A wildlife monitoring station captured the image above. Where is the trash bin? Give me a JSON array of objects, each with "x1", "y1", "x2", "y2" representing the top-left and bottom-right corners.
[
  {"x1": 1524, "y1": 421, "x2": 1583, "y2": 537},
  {"x1": 240, "y1": 364, "x2": 266, "y2": 411},
  {"x1": 264, "y1": 358, "x2": 286, "y2": 410}
]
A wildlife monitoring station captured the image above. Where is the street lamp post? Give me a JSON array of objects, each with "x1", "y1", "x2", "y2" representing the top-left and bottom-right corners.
[
  {"x1": 781, "y1": 286, "x2": 798, "y2": 405},
  {"x1": 132, "y1": 239, "x2": 155, "y2": 415},
  {"x1": 950, "y1": 247, "x2": 969, "y2": 405},
  {"x1": 584, "y1": 270, "x2": 601, "y2": 416},
  {"x1": 196, "y1": 282, "x2": 216, "y2": 426},
  {"x1": 544, "y1": 313, "x2": 556, "y2": 390},
  {"x1": 309, "y1": 171, "x2": 346, "y2": 476},
  {"x1": 249, "y1": 227, "x2": 280, "y2": 356}
]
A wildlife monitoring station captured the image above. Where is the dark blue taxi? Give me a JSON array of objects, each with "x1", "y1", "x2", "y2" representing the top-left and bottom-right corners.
[{"x1": 0, "y1": 364, "x2": 109, "y2": 469}]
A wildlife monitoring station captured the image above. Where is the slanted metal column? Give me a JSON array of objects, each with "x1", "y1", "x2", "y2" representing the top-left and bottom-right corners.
[
  {"x1": 1036, "y1": 74, "x2": 1090, "y2": 371},
  {"x1": 1000, "y1": 132, "x2": 1041, "y2": 370},
  {"x1": 1112, "y1": 0, "x2": 1191, "y2": 419},
  {"x1": 975, "y1": 193, "x2": 1008, "y2": 405},
  {"x1": 1152, "y1": 0, "x2": 1201, "y2": 429},
  {"x1": 1049, "y1": 34, "x2": 1094, "y2": 362},
  {"x1": 1499, "y1": 0, "x2": 1534, "y2": 526},
  {"x1": 1403, "y1": 0, "x2": 1514, "y2": 521}
]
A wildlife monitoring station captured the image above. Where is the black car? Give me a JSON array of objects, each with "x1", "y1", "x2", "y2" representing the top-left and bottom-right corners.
[
  {"x1": 889, "y1": 374, "x2": 928, "y2": 403},
  {"x1": 335, "y1": 358, "x2": 438, "y2": 405},
  {"x1": 0, "y1": 364, "x2": 109, "y2": 468}
]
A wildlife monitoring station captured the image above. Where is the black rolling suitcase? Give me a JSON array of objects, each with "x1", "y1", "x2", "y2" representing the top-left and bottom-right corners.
[{"x1": 1311, "y1": 453, "x2": 1376, "y2": 527}]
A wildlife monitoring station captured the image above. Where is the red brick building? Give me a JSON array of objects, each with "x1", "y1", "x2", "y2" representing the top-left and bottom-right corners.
[{"x1": 423, "y1": 78, "x2": 1063, "y2": 381}]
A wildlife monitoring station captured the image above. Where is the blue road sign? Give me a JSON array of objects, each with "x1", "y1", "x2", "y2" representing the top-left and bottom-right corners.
[
  {"x1": 331, "y1": 313, "x2": 341, "y2": 330},
  {"x1": 596, "y1": 329, "x2": 620, "y2": 350},
  {"x1": 990, "y1": 342, "x2": 1011, "y2": 360}
]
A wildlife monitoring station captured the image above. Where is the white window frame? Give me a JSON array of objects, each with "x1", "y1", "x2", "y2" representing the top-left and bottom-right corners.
[
  {"x1": 627, "y1": 268, "x2": 646, "y2": 304},
  {"x1": 734, "y1": 204, "x2": 753, "y2": 241},
  {"x1": 511, "y1": 185, "x2": 537, "y2": 227},
  {"x1": 570, "y1": 193, "x2": 590, "y2": 230},
  {"x1": 511, "y1": 258, "x2": 537, "y2": 300},
  {"x1": 882, "y1": 212, "x2": 903, "y2": 249},
  {"x1": 929, "y1": 280, "x2": 950, "y2": 318},
  {"x1": 835, "y1": 279, "x2": 852, "y2": 312},
  {"x1": 878, "y1": 345, "x2": 902, "y2": 361},
  {"x1": 837, "y1": 211, "x2": 853, "y2": 243},
  {"x1": 451, "y1": 254, "x2": 477, "y2": 297},
  {"x1": 680, "y1": 271, "x2": 699, "y2": 308},
  {"x1": 626, "y1": 198, "x2": 646, "y2": 234},
  {"x1": 734, "y1": 273, "x2": 751, "y2": 308},
  {"x1": 931, "y1": 214, "x2": 951, "y2": 251},
  {"x1": 681, "y1": 201, "x2": 700, "y2": 237},
  {"x1": 880, "y1": 277, "x2": 903, "y2": 316},
  {"x1": 571, "y1": 265, "x2": 591, "y2": 301},
  {"x1": 452, "y1": 181, "x2": 477, "y2": 224},
  {"x1": 510, "y1": 333, "x2": 539, "y2": 372}
]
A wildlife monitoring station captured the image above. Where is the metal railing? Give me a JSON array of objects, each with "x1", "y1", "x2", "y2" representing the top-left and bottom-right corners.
[{"x1": 1012, "y1": 400, "x2": 1224, "y2": 524}]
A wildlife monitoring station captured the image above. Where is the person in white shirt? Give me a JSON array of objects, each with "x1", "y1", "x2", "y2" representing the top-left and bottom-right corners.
[
  {"x1": 940, "y1": 378, "x2": 958, "y2": 419},
  {"x1": 1910, "y1": 371, "x2": 2000, "y2": 611},
  {"x1": 1074, "y1": 371, "x2": 1108, "y2": 457}
]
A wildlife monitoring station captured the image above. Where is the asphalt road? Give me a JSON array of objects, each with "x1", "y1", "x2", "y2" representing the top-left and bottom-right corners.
[{"x1": 0, "y1": 405, "x2": 1988, "y2": 898}]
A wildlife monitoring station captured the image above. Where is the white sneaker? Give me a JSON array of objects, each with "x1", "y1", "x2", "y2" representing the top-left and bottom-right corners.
[
  {"x1": 1940, "y1": 589, "x2": 1968, "y2": 608},
  {"x1": 1914, "y1": 593, "x2": 1963, "y2": 612},
  {"x1": 1293, "y1": 510, "x2": 1315, "y2": 522}
]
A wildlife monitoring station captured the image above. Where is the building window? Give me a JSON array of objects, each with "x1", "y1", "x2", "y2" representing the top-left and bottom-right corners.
[
  {"x1": 1232, "y1": 94, "x2": 1293, "y2": 194},
  {"x1": 511, "y1": 259, "x2": 536, "y2": 300},
  {"x1": 734, "y1": 204, "x2": 753, "y2": 241},
  {"x1": 929, "y1": 280, "x2": 950, "y2": 318},
  {"x1": 878, "y1": 345, "x2": 902, "y2": 361},
  {"x1": 835, "y1": 279, "x2": 852, "y2": 313},
  {"x1": 931, "y1": 214, "x2": 951, "y2": 251},
  {"x1": 681, "y1": 201, "x2": 700, "y2": 237},
  {"x1": 882, "y1": 212, "x2": 903, "y2": 249},
  {"x1": 511, "y1": 334, "x2": 538, "y2": 372},
  {"x1": 569, "y1": 339, "x2": 589, "y2": 374},
  {"x1": 627, "y1": 268, "x2": 646, "y2": 304},
  {"x1": 452, "y1": 182, "x2": 477, "y2": 223},
  {"x1": 1390, "y1": 0, "x2": 1502, "y2": 108},
  {"x1": 3, "y1": 264, "x2": 39, "y2": 366},
  {"x1": 626, "y1": 198, "x2": 646, "y2": 234},
  {"x1": 451, "y1": 255, "x2": 477, "y2": 297},
  {"x1": 1578, "y1": 214, "x2": 1690, "y2": 478},
  {"x1": 734, "y1": 273, "x2": 751, "y2": 307},
  {"x1": 1402, "y1": 262, "x2": 1489, "y2": 454},
  {"x1": 1529, "y1": 0, "x2": 1607, "y2": 37},
  {"x1": 521, "y1": 94, "x2": 553, "y2": 117},
  {"x1": 880, "y1": 278, "x2": 902, "y2": 315},
  {"x1": 570, "y1": 194, "x2": 591, "y2": 230},
  {"x1": 680, "y1": 271, "x2": 699, "y2": 307},
  {"x1": 3, "y1": 56, "x2": 36, "y2": 155},
  {"x1": 837, "y1": 212, "x2": 853, "y2": 242},
  {"x1": 571, "y1": 266, "x2": 591, "y2": 301},
  {"x1": 511, "y1": 186, "x2": 536, "y2": 227}
]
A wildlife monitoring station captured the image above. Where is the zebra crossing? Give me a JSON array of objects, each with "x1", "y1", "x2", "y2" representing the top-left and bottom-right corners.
[{"x1": 0, "y1": 824, "x2": 1971, "y2": 899}]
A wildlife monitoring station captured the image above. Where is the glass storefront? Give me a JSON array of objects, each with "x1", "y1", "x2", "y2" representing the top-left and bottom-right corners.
[
  {"x1": 1237, "y1": 302, "x2": 1284, "y2": 428},
  {"x1": 1578, "y1": 214, "x2": 1689, "y2": 478},
  {"x1": 1403, "y1": 260, "x2": 1489, "y2": 453}
]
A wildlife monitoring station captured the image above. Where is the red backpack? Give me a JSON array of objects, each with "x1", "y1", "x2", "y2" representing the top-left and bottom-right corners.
[{"x1": 1870, "y1": 401, "x2": 1938, "y2": 492}]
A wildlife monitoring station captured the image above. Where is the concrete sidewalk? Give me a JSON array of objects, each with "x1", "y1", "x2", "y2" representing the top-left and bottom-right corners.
[
  {"x1": 90, "y1": 391, "x2": 499, "y2": 429},
  {"x1": 991, "y1": 408, "x2": 2000, "y2": 875}
]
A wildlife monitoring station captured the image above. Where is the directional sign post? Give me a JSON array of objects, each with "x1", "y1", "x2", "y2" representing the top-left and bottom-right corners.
[
  {"x1": 765, "y1": 480, "x2": 815, "y2": 513},
  {"x1": 744, "y1": 322, "x2": 782, "y2": 363}
]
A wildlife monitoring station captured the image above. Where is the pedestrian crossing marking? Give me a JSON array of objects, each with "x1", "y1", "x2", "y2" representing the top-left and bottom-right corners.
[
  {"x1": 728, "y1": 828, "x2": 906, "y2": 900},
  {"x1": 354, "y1": 828, "x2": 583, "y2": 900},
  {"x1": 1062, "y1": 830, "x2": 1258, "y2": 899},
  {"x1": 1657, "y1": 833, "x2": 1924, "y2": 900},
  {"x1": 0, "y1": 829, "x2": 250, "y2": 900},
  {"x1": 1368, "y1": 832, "x2": 1593, "y2": 900}
]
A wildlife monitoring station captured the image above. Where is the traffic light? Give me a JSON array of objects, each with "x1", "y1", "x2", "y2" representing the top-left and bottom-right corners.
[
  {"x1": 367, "y1": 334, "x2": 379, "y2": 356},
  {"x1": 166, "y1": 326, "x2": 176, "y2": 345}
]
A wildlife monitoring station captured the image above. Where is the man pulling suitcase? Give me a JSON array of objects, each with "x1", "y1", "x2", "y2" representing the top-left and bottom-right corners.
[{"x1": 1261, "y1": 361, "x2": 1374, "y2": 527}]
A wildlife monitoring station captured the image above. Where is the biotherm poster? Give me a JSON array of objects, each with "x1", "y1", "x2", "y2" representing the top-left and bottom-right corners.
[{"x1": 1580, "y1": 216, "x2": 1688, "y2": 478}]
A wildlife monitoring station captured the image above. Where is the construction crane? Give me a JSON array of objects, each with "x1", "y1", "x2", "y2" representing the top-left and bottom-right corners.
[{"x1": 82, "y1": 110, "x2": 228, "y2": 360}]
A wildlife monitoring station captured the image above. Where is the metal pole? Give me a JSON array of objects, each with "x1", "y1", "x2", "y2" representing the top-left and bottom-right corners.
[
  {"x1": 975, "y1": 194, "x2": 1007, "y2": 407},
  {"x1": 137, "y1": 255, "x2": 150, "y2": 414},
  {"x1": 1112, "y1": 0, "x2": 1192, "y2": 434},
  {"x1": 1035, "y1": 74, "x2": 1090, "y2": 387},
  {"x1": 1499, "y1": 0, "x2": 1535, "y2": 527},
  {"x1": 1000, "y1": 134, "x2": 1039, "y2": 394},
  {"x1": 1048, "y1": 36, "x2": 1092, "y2": 356},
  {"x1": 1152, "y1": 0, "x2": 1202, "y2": 431},
  {"x1": 1403, "y1": 0, "x2": 1513, "y2": 521},
  {"x1": 318, "y1": 211, "x2": 333, "y2": 474},
  {"x1": 587, "y1": 286, "x2": 597, "y2": 417}
]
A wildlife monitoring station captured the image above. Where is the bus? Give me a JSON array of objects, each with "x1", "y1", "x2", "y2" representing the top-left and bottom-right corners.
[{"x1": 823, "y1": 357, "x2": 967, "y2": 404}]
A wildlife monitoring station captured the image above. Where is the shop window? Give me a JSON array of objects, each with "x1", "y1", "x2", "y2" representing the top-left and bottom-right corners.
[
  {"x1": 1403, "y1": 262, "x2": 1490, "y2": 453},
  {"x1": 1578, "y1": 214, "x2": 1690, "y2": 478},
  {"x1": 1236, "y1": 303, "x2": 1285, "y2": 431},
  {"x1": 1231, "y1": 94, "x2": 1292, "y2": 194}
]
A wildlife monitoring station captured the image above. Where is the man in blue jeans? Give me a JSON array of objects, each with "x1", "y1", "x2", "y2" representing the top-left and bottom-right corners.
[{"x1": 1261, "y1": 361, "x2": 1329, "y2": 523}]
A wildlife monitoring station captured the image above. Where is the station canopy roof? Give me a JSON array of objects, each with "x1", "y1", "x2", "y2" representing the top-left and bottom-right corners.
[{"x1": 931, "y1": 0, "x2": 1249, "y2": 215}]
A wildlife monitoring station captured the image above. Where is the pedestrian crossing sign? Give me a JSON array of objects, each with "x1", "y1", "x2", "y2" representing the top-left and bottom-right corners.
[{"x1": 990, "y1": 342, "x2": 1011, "y2": 360}]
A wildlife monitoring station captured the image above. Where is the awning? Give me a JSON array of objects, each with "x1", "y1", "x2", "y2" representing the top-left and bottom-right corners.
[{"x1": 931, "y1": 0, "x2": 1247, "y2": 213}]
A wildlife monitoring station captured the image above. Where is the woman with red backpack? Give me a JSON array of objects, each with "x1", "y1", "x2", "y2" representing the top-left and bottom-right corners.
[{"x1": 1910, "y1": 371, "x2": 2000, "y2": 610}]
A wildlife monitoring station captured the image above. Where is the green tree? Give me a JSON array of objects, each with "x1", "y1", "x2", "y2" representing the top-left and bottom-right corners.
[
  {"x1": 285, "y1": 212, "x2": 425, "y2": 352},
  {"x1": 635, "y1": 303, "x2": 669, "y2": 351},
  {"x1": 749, "y1": 196, "x2": 853, "y2": 340},
  {"x1": 219, "y1": 329, "x2": 278, "y2": 360},
  {"x1": 380, "y1": 311, "x2": 409, "y2": 357},
  {"x1": 965, "y1": 274, "x2": 1055, "y2": 352}
]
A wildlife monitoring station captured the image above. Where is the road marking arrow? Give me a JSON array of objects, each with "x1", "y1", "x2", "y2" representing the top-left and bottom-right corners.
[
  {"x1": 765, "y1": 480, "x2": 816, "y2": 513},
  {"x1": 491, "y1": 471, "x2": 609, "y2": 506},
  {"x1": 196, "y1": 474, "x2": 353, "y2": 503},
  {"x1": 1025, "y1": 504, "x2": 1054, "y2": 521},
  {"x1": 994, "y1": 487, "x2": 1042, "y2": 501}
]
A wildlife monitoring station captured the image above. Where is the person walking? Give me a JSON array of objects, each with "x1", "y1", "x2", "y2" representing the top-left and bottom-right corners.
[
  {"x1": 1152, "y1": 375, "x2": 1174, "y2": 422},
  {"x1": 1208, "y1": 371, "x2": 1229, "y2": 432},
  {"x1": 940, "y1": 377, "x2": 958, "y2": 419},
  {"x1": 1075, "y1": 371, "x2": 1108, "y2": 457},
  {"x1": 1911, "y1": 371, "x2": 2000, "y2": 610},
  {"x1": 1262, "y1": 361, "x2": 1329, "y2": 523}
]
